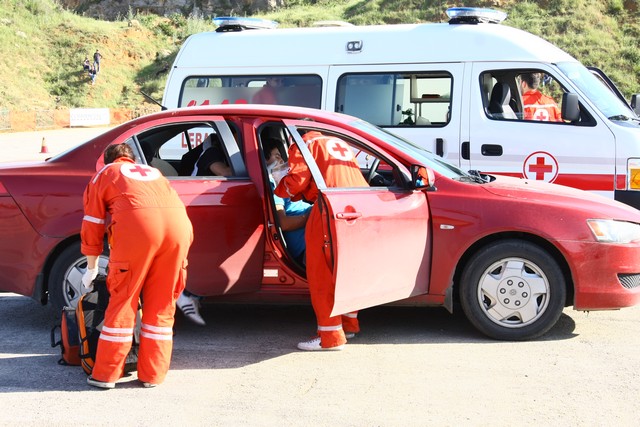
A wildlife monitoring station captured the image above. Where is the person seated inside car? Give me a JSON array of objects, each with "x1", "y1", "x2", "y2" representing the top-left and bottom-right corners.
[
  {"x1": 264, "y1": 137, "x2": 311, "y2": 265},
  {"x1": 191, "y1": 134, "x2": 232, "y2": 177}
]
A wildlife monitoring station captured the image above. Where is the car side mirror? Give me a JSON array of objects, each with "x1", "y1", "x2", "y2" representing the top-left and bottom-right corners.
[
  {"x1": 411, "y1": 165, "x2": 436, "y2": 190},
  {"x1": 561, "y1": 92, "x2": 580, "y2": 123}
]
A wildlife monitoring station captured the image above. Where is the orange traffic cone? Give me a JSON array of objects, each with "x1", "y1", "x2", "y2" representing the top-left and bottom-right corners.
[{"x1": 40, "y1": 137, "x2": 49, "y2": 154}]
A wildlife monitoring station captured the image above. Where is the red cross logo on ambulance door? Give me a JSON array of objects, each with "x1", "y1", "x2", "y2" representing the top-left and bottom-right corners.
[
  {"x1": 327, "y1": 138, "x2": 354, "y2": 161},
  {"x1": 120, "y1": 163, "x2": 161, "y2": 181},
  {"x1": 523, "y1": 151, "x2": 558, "y2": 182}
]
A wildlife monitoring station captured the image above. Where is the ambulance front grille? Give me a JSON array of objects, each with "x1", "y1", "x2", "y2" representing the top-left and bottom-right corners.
[{"x1": 618, "y1": 274, "x2": 640, "y2": 289}]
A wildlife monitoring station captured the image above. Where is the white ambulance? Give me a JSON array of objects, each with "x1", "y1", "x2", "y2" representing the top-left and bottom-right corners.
[{"x1": 162, "y1": 7, "x2": 640, "y2": 208}]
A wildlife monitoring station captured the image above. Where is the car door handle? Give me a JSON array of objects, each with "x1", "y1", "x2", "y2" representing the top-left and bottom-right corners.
[
  {"x1": 336, "y1": 212, "x2": 362, "y2": 220},
  {"x1": 481, "y1": 144, "x2": 503, "y2": 156}
]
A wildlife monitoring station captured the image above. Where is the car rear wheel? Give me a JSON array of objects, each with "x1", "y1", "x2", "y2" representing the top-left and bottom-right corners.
[
  {"x1": 459, "y1": 240, "x2": 566, "y2": 341},
  {"x1": 48, "y1": 241, "x2": 109, "y2": 311}
]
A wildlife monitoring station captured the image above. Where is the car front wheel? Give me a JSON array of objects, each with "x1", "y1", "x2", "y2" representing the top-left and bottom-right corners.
[
  {"x1": 459, "y1": 240, "x2": 566, "y2": 341},
  {"x1": 48, "y1": 241, "x2": 109, "y2": 311}
]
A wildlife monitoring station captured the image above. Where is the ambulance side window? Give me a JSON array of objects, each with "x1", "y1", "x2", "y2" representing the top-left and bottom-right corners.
[
  {"x1": 481, "y1": 70, "x2": 566, "y2": 123},
  {"x1": 336, "y1": 72, "x2": 453, "y2": 127},
  {"x1": 179, "y1": 75, "x2": 322, "y2": 109}
]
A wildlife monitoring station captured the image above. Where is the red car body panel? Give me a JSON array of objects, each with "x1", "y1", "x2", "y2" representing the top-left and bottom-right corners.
[{"x1": 0, "y1": 104, "x2": 639, "y2": 320}]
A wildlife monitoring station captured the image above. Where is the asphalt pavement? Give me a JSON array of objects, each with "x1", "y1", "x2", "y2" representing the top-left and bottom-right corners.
[{"x1": 0, "y1": 127, "x2": 112, "y2": 163}]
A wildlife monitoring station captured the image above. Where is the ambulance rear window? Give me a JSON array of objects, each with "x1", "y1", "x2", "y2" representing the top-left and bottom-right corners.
[{"x1": 179, "y1": 75, "x2": 322, "y2": 109}]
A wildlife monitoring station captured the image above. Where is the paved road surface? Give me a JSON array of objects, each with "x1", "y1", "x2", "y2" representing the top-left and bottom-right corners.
[
  {"x1": 0, "y1": 127, "x2": 112, "y2": 163},
  {"x1": 1, "y1": 127, "x2": 639, "y2": 426},
  {"x1": 1, "y1": 293, "x2": 639, "y2": 426}
]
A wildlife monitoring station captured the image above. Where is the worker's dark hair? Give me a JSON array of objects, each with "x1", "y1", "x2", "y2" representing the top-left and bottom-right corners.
[
  {"x1": 521, "y1": 72, "x2": 541, "y2": 90},
  {"x1": 103, "y1": 143, "x2": 135, "y2": 164},
  {"x1": 263, "y1": 138, "x2": 286, "y2": 160}
]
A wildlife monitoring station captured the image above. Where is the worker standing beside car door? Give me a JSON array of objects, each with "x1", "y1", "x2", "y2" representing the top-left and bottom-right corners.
[
  {"x1": 274, "y1": 130, "x2": 369, "y2": 351},
  {"x1": 80, "y1": 143, "x2": 193, "y2": 389}
]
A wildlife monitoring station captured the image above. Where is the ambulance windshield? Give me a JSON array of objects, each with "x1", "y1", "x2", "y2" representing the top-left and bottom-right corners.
[{"x1": 557, "y1": 62, "x2": 636, "y2": 121}]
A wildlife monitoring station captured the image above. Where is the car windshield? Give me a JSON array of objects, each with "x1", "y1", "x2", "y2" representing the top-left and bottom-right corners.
[
  {"x1": 557, "y1": 62, "x2": 636, "y2": 121},
  {"x1": 350, "y1": 119, "x2": 466, "y2": 179}
]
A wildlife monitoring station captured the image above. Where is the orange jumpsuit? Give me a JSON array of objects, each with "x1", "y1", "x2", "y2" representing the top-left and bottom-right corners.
[
  {"x1": 252, "y1": 85, "x2": 278, "y2": 104},
  {"x1": 275, "y1": 131, "x2": 368, "y2": 348},
  {"x1": 523, "y1": 90, "x2": 562, "y2": 122},
  {"x1": 81, "y1": 157, "x2": 193, "y2": 384}
]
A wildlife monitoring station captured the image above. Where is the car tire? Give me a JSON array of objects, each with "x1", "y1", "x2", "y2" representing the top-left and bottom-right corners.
[
  {"x1": 48, "y1": 241, "x2": 109, "y2": 311},
  {"x1": 459, "y1": 239, "x2": 566, "y2": 341}
]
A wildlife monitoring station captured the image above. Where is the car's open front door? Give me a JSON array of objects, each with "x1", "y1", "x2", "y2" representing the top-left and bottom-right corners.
[
  {"x1": 283, "y1": 119, "x2": 431, "y2": 317},
  {"x1": 319, "y1": 189, "x2": 431, "y2": 316}
]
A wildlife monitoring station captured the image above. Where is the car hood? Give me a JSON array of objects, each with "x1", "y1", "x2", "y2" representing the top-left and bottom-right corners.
[{"x1": 481, "y1": 175, "x2": 640, "y2": 220}]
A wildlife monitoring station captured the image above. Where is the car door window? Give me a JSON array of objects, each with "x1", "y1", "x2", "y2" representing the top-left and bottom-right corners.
[
  {"x1": 277, "y1": 123, "x2": 403, "y2": 189},
  {"x1": 138, "y1": 121, "x2": 247, "y2": 177}
]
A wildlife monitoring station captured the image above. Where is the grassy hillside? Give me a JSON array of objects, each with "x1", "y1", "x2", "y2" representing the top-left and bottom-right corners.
[
  {"x1": 1, "y1": 0, "x2": 639, "y2": 112},
  {"x1": 0, "y1": 0, "x2": 214, "y2": 111}
]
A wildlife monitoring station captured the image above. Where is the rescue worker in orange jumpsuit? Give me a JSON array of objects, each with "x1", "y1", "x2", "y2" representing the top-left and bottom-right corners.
[
  {"x1": 274, "y1": 130, "x2": 369, "y2": 351},
  {"x1": 520, "y1": 72, "x2": 562, "y2": 122},
  {"x1": 252, "y1": 77, "x2": 283, "y2": 104},
  {"x1": 81, "y1": 143, "x2": 193, "y2": 389}
]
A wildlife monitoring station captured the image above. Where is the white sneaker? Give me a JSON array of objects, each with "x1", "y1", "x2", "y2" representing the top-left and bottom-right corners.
[
  {"x1": 87, "y1": 376, "x2": 115, "y2": 389},
  {"x1": 177, "y1": 293, "x2": 205, "y2": 326},
  {"x1": 297, "y1": 336, "x2": 344, "y2": 351}
]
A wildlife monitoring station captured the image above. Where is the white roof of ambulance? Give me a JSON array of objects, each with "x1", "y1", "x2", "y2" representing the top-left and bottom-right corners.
[{"x1": 171, "y1": 22, "x2": 576, "y2": 69}]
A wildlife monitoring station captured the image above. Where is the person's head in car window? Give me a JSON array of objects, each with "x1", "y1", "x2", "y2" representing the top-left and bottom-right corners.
[{"x1": 266, "y1": 77, "x2": 284, "y2": 87}]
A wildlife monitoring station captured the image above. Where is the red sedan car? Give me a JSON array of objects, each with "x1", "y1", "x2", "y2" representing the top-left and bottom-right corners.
[{"x1": 1, "y1": 105, "x2": 640, "y2": 340}]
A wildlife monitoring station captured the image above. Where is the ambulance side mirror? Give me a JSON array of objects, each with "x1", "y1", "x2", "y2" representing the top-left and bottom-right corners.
[
  {"x1": 561, "y1": 92, "x2": 580, "y2": 123},
  {"x1": 631, "y1": 94, "x2": 640, "y2": 116},
  {"x1": 411, "y1": 165, "x2": 436, "y2": 191}
]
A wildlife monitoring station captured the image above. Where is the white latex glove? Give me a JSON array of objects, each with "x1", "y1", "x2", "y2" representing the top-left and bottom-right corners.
[
  {"x1": 271, "y1": 162, "x2": 289, "y2": 187},
  {"x1": 82, "y1": 267, "x2": 99, "y2": 289}
]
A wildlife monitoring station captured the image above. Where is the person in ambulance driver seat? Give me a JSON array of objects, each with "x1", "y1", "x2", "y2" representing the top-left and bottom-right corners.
[
  {"x1": 520, "y1": 72, "x2": 562, "y2": 122},
  {"x1": 274, "y1": 130, "x2": 369, "y2": 351},
  {"x1": 81, "y1": 143, "x2": 193, "y2": 389}
]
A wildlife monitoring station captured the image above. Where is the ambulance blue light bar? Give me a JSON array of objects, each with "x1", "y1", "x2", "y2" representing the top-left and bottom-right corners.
[
  {"x1": 213, "y1": 17, "x2": 278, "y2": 32},
  {"x1": 446, "y1": 7, "x2": 507, "y2": 25}
]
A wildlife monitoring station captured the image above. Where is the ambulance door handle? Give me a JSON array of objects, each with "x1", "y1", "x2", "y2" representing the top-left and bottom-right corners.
[
  {"x1": 481, "y1": 144, "x2": 503, "y2": 156},
  {"x1": 336, "y1": 212, "x2": 362, "y2": 220},
  {"x1": 461, "y1": 141, "x2": 470, "y2": 160},
  {"x1": 435, "y1": 138, "x2": 444, "y2": 157}
]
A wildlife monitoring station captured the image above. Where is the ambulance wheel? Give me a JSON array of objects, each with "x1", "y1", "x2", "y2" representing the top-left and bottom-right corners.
[
  {"x1": 48, "y1": 241, "x2": 110, "y2": 311},
  {"x1": 459, "y1": 240, "x2": 566, "y2": 341}
]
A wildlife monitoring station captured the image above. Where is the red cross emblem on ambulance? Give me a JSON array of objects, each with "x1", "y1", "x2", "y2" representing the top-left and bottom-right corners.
[{"x1": 523, "y1": 151, "x2": 558, "y2": 182}]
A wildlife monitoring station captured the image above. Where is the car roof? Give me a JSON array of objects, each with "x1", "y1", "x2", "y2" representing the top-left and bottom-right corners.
[{"x1": 130, "y1": 104, "x2": 357, "y2": 126}]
